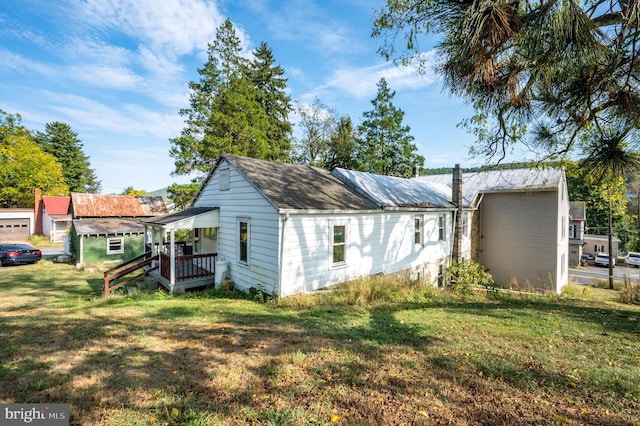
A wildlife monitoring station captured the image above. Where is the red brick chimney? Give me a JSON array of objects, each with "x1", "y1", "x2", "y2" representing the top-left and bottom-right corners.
[{"x1": 34, "y1": 188, "x2": 43, "y2": 235}]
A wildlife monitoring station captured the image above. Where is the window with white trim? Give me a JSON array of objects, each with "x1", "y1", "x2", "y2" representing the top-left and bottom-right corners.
[
  {"x1": 438, "y1": 215, "x2": 446, "y2": 241},
  {"x1": 569, "y1": 224, "x2": 577, "y2": 239},
  {"x1": 414, "y1": 215, "x2": 424, "y2": 246},
  {"x1": 238, "y1": 219, "x2": 250, "y2": 265},
  {"x1": 595, "y1": 244, "x2": 604, "y2": 253},
  {"x1": 107, "y1": 237, "x2": 124, "y2": 255},
  {"x1": 332, "y1": 224, "x2": 347, "y2": 265}
]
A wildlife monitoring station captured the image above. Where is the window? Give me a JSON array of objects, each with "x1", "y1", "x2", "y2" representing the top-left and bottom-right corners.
[
  {"x1": 219, "y1": 168, "x2": 230, "y2": 191},
  {"x1": 107, "y1": 237, "x2": 124, "y2": 255},
  {"x1": 332, "y1": 225, "x2": 346, "y2": 264},
  {"x1": 462, "y1": 212, "x2": 469, "y2": 237},
  {"x1": 414, "y1": 215, "x2": 424, "y2": 245},
  {"x1": 438, "y1": 215, "x2": 446, "y2": 241},
  {"x1": 569, "y1": 224, "x2": 577, "y2": 239},
  {"x1": 238, "y1": 219, "x2": 249, "y2": 264},
  {"x1": 437, "y1": 263, "x2": 445, "y2": 288},
  {"x1": 561, "y1": 216, "x2": 566, "y2": 239},
  {"x1": 595, "y1": 244, "x2": 604, "y2": 253}
]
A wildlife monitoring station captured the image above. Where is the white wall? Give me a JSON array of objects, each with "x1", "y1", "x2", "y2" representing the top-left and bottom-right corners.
[
  {"x1": 194, "y1": 160, "x2": 281, "y2": 295},
  {"x1": 279, "y1": 211, "x2": 452, "y2": 297}
]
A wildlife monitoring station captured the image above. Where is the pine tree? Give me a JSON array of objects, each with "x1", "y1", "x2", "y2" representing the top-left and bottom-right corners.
[
  {"x1": 34, "y1": 122, "x2": 101, "y2": 193},
  {"x1": 170, "y1": 19, "x2": 292, "y2": 182},
  {"x1": 248, "y1": 42, "x2": 292, "y2": 161},
  {"x1": 325, "y1": 116, "x2": 359, "y2": 170},
  {"x1": 357, "y1": 78, "x2": 424, "y2": 176}
]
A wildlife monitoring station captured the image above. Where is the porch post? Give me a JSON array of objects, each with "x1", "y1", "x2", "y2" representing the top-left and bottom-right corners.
[{"x1": 170, "y1": 229, "x2": 175, "y2": 287}]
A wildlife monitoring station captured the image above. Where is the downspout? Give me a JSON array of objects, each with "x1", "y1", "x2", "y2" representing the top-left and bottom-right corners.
[{"x1": 278, "y1": 212, "x2": 289, "y2": 298}]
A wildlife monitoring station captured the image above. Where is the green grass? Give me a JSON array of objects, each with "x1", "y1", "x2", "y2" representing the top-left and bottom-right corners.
[{"x1": 1, "y1": 264, "x2": 639, "y2": 425}]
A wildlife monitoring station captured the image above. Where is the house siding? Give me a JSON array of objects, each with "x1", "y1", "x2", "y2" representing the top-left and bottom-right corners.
[
  {"x1": 193, "y1": 160, "x2": 281, "y2": 295},
  {"x1": 80, "y1": 234, "x2": 145, "y2": 264},
  {"x1": 479, "y1": 190, "x2": 567, "y2": 292},
  {"x1": 279, "y1": 211, "x2": 452, "y2": 297}
]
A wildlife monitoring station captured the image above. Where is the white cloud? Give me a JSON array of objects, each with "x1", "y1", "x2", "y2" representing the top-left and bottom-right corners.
[
  {"x1": 323, "y1": 51, "x2": 439, "y2": 98},
  {"x1": 75, "y1": 0, "x2": 227, "y2": 56}
]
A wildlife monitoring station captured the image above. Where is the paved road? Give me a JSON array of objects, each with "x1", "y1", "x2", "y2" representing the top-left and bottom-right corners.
[{"x1": 569, "y1": 263, "x2": 640, "y2": 285}]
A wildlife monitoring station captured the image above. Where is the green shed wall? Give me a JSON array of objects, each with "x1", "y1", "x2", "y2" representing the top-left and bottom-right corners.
[{"x1": 81, "y1": 234, "x2": 145, "y2": 264}]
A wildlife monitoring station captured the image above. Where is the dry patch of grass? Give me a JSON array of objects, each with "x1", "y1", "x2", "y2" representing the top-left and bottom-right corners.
[{"x1": 0, "y1": 264, "x2": 639, "y2": 425}]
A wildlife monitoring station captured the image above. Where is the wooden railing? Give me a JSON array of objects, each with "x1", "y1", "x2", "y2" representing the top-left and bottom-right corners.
[
  {"x1": 103, "y1": 251, "x2": 159, "y2": 297},
  {"x1": 160, "y1": 252, "x2": 217, "y2": 282}
]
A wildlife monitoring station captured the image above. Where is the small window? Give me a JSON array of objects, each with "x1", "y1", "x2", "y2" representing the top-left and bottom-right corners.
[
  {"x1": 332, "y1": 225, "x2": 346, "y2": 264},
  {"x1": 569, "y1": 224, "x2": 576, "y2": 239},
  {"x1": 414, "y1": 215, "x2": 424, "y2": 245},
  {"x1": 595, "y1": 244, "x2": 604, "y2": 253},
  {"x1": 437, "y1": 263, "x2": 445, "y2": 288},
  {"x1": 462, "y1": 212, "x2": 469, "y2": 237},
  {"x1": 107, "y1": 237, "x2": 124, "y2": 255},
  {"x1": 219, "y1": 168, "x2": 230, "y2": 191},
  {"x1": 239, "y1": 219, "x2": 249, "y2": 264},
  {"x1": 438, "y1": 215, "x2": 446, "y2": 241},
  {"x1": 561, "y1": 216, "x2": 566, "y2": 239}
]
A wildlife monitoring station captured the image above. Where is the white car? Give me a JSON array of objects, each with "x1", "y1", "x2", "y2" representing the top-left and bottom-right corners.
[
  {"x1": 625, "y1": 252, "x2": 640, "y2": 267},
  {"x1": 594, "y1": 253, "x2": 614, "y2": 267}
]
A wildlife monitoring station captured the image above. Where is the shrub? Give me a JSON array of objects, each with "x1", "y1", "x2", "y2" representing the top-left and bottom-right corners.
[{"x1": 446, "y1": 260, "x2": 495, "y2": 297}]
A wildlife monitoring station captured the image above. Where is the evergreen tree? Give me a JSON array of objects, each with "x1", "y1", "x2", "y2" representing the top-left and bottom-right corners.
[
  {"x1": 34, "y1": 122, "x2": 101, "y2": 193},
  {"x1": 325, "y1": 116, "x2": 359, "y2": 170},
  {"x1": 357, "y1": 78, "x2": 424, "y2": 176},
  {"x1": 248, "y1": 42, "x2": 292, "y2": 161},
  {"x1": 170, "y1": 19, "x2": 292, "y2": 184}
]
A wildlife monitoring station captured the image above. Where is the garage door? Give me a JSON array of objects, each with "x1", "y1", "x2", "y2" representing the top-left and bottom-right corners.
[{"x1": 0, "y1": 218, "x2": 30, "y2": 241}]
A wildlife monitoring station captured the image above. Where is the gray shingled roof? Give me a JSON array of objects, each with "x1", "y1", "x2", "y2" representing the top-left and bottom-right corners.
[
  {"x1": 72, "y1": 218, "x2": 144, "y2": 236},
  {"x1": 417, "y1": 168, "x2": 564, "y2": 207},
  {"x1": 332, "y1": 168, "x2": 454, "y2": 208},
  {"x1": 218, "y1": 155, "x2": 379, "y2": 211}
]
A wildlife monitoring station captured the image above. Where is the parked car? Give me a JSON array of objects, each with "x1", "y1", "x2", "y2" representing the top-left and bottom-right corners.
[
  {"x1": 625, "y1": 251, "x2": 640, "y2": 267},
  {"x1": 594, "y1": 253, "x2": 614, "y2": 268},
  {"x1": 0, "y1": 243, "x2": 42, "y2": 266}
]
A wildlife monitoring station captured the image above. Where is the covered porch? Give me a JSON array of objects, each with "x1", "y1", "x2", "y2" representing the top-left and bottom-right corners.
[{"x1": 141, "y1": 207, "x2": 221, "y2": 292}]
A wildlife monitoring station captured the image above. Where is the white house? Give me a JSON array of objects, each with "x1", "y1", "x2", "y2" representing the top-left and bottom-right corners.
[
  {"x1": 419, "y1": 168, "x2": 569, "y2": 293},
  {"x1": 142, "y1": 155, "x2": 456, "y2": 297}
]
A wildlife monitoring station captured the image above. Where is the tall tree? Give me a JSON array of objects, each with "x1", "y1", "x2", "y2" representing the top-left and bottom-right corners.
[
  {"x1": 34, "y1": 122, "x2": 101, "y2": 193},
  {"x1": 170, "y1": 19, "x2": 292, "y2": 185},
  {"x1": 248, "y1": 42, "x2": 292, "y2": 161},
  {"x1": 325, "y1": 116, "x2": 359, "y2": 170},
  {"x1": 372, "y1": 0, "x2": 640, "y2": 163},
  {"x1": 292, "y1": 98, "x2": 338, "y2": 166},
  {"x1": 357, "y1": 78, "x2": 424, "y2": 176}
]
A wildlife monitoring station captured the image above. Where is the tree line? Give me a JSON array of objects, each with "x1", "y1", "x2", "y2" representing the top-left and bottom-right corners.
[
  {"x1": 168, "y1": 18, "x2": 424, "y2": 206},
  {"x1": 0, "y1": 110, "x2": 100, "y2": 208}
]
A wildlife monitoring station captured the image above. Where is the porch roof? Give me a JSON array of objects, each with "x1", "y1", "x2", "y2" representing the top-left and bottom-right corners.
[{"x1": 141, "y1": 207, "x2": 219, "y2": 231}]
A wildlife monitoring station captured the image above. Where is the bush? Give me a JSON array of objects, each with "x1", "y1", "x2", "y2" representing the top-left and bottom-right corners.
[
  {"x1": 446, "y1": 260, "x2": 495, "y2": 297},
  {"x1": 620, "y1": 276, "x2": 640, "y2": 304}
]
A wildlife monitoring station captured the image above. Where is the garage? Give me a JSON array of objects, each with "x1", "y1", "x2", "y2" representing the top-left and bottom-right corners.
[{"x1": 0, "y1": 218, "x2": 30, "y2": 241}]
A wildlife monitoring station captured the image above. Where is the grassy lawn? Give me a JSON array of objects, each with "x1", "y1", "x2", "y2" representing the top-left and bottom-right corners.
[{"x1": 1, "y1": 262, "x2": 639, "y2": 425}]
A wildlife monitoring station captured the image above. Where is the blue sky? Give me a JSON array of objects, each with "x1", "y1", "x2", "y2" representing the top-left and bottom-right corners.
[{"x1": 0, "y1": 0, "x2": 527, "y2": 194}]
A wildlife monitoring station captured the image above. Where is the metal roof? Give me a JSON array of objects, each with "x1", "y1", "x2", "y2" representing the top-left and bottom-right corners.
[
  {"x1": 417, "y1": 168, "x2": 564, "y2": 207},
  {"x1": 42, "y1": 196, "x2": 70, "y2": 215},
  {"x1": 72, "y1": 218, "x2": 145, "y2": 236},
  {"x1": 332, "y1": 168, "x2": 454, "y2": 208},
  {"x1": 71, "y1": 193, "x2": 167, "y2": 218},
  {"x1": 569, "y1": 201, "x2": 586, "y2": 221}
]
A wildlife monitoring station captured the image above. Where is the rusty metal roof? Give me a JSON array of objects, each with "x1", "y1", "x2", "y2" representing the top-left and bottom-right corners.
[
  {"x1": 42, "y1": 196, "x2": 70, "y2": 215},
  {"x1": 71, "y1": 193, "x2": 167, "y2": 218}
]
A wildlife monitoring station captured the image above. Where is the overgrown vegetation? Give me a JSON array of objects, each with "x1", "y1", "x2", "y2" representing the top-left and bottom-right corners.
[{"x1": 1, "y1": 263, "x2": 639, "y2": 425}]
